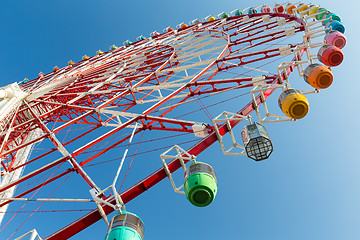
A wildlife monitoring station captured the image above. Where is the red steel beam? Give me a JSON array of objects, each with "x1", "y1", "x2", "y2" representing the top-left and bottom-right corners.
[
  {"x1": 0, "y1": 169, "x2": 73, "y2": 208},
  {"x1": 0, "y1": 157, "x2": 67, "y2": 194},
  {"x1": 44, "y1": 46, "x2": 305, "y2": 240},
  {"x1": 43, "y1": 77, "x2": 279, "y2": 240},
  {"x1": 1, "y1": 12, "x2": 307, "y2": 239}
]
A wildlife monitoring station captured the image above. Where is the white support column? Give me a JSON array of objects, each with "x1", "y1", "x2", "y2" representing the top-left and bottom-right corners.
[{"x1": 0, "y1": 128, "x2": 43, "y2": 225}]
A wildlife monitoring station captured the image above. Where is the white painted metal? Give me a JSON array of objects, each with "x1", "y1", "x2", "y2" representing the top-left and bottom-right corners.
[
  {"x1": 0, "y1": 83, "x2": 27, "y2": 133},
  {"x1": 0, "y1": 128, "x2": 42, "y2": 225},
  {"x1": 250, "y1": 84, "x2": 293, "y2": 123},
  {"x1": 0, "y1": 84, "x2": 40, "y2": 226},
  {"x1": 192, "y1": 123, "x2": 210, "y2": 138},
  {"x1": 212, "y1": 111, "x2": 248, "y2": 156},
  {"x1": 160, "y1": 145, "x2": 196, "y2": 194},
  {"x1": 15, "y1": 229, "x2": 42, "y2": 240},
  {"x1": 89, "y1": 123, "x2": 138, "y2": 225},
  {"x1": 0, "y1": 9, "x2": 322, "y2": 237},
  {"x1": 1, "y1": 198, "x2": 92, "y2": 202},
  {"x1": 111, "y1": 123, "x2": 138, "y2": 210}
]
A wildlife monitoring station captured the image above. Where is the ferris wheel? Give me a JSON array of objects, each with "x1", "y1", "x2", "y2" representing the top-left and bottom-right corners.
[{"x1": 0, "y1": 2, "x2": 346, "y2": 240}]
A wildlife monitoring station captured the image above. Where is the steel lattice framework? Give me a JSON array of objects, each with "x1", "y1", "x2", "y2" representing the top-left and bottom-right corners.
[{"x1": 0, "y1": 9, "x2": 328, "y2": 239}]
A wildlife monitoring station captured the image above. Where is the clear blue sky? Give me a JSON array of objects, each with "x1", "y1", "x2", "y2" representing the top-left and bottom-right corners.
[{"x1": 1, "y1": 0, "x2": 360, "y2": 239}]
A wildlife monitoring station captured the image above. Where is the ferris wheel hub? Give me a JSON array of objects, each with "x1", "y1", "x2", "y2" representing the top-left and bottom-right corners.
[{"x1": 0, "y1": 82, "x2": 26, "y2": 100}]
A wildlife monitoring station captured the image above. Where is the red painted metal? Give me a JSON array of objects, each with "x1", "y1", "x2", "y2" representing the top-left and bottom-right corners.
[
  {"x1": 0, "y1": 169, "x2": 73, "y2": 208},
  {"x1": 45, "y1": 57, "x2": 302, "y2": 240},
  {"x1": 0, "y1": 157, "x2": 67, "y2": 194},
  {"x1": 0, "y1": 12, "x2": 308, "y2": 239}
]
